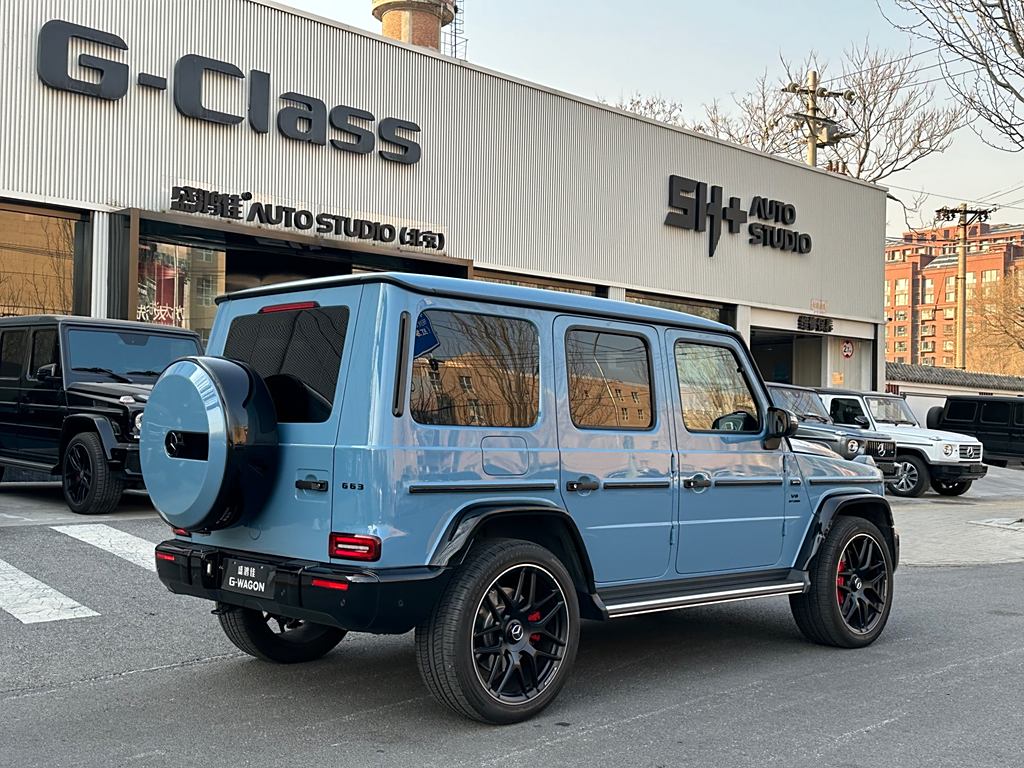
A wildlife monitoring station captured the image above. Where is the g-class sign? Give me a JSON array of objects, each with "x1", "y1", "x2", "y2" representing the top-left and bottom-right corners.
[
  {"x1": 35, "y1": 20, "x2": 422, "y2": 164},
  {"x1": 665, "y1": 175, "x2": 813, "y2": 257}
]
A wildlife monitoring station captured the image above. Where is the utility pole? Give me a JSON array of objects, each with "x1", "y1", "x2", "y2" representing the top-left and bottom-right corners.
[
  {"x1": 935, "y1": 204, "x2": 995, "y2": 369},
  {"x1": 783, "y1": 72, "x2": 857, "y2": 168}
]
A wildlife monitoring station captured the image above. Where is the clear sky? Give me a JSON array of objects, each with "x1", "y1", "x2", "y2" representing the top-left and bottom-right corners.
[{"x1": 282, "y1": 0, "x2": 1024, "y2": 237}]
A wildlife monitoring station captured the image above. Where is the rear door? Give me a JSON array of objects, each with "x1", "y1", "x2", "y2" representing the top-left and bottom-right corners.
[
  {"x1": 977, "y1": 401, "x2": 1012, "y2": 456},
  {"x1": 1014, "y1": 404, "x2": 1024, "y2": 458},
  {"x1": 553, "y1": 316, "x2": 673, "y2": 585},
  {"x1": 0, "y1": 328, "x2": 28, "y2": 459},
  {"x1": 19, "y1": 326, "x2": 64, "y2": 465}
]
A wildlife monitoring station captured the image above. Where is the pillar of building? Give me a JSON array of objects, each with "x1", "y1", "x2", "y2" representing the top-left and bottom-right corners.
[
  {"x1": 371, "y1": 0, "x2": 455, "y2": 50},
  {"x1": 90, "y1": 211, "x2": 109, "y2": 318},
  {"x1": 733, "y1": 304, "x2": 752, "y2": 343}
]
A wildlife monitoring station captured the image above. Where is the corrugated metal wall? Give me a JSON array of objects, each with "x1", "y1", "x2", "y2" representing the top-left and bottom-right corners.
[{"x1": 0, "y1": 0, "x2": 887, "y2": 322}]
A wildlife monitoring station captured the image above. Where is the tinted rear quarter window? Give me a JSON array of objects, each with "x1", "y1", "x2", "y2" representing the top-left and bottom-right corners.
[
  {"x1": 1015, "y1": 404, "x2": 1024, "y2": 427},
  {"x1": 30, "y1": 329, "x2": 58, "y2": 376},
  {"x1": 0, "y1": 330, "x2": 27, "y2": 379},
  {"x1": 565, "y1": 329, "x2": 652, "y2": 430},
  {"x1": 224, "y1": 306, "x2": 348, "y2": 424},
  {"x1": 409, "y1": 310, "x2": 539, "y2": 428},
  {"x1": 944, "y1": 400, "x2": 977, "y2": 422},
  {"x1": 980, "y1": 401, "x2": 1011, "y2": 425}
]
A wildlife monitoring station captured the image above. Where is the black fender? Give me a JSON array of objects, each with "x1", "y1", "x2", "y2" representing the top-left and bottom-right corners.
[
  {"x1": 58, "y1": 415, "x2": 119, "y2": 468},
  {"x1": 795, "y1": 491, "x2": 899, "y2": 571},
  {"x1": 429, "y1": 502, "x2": 602, "y2": 617}
]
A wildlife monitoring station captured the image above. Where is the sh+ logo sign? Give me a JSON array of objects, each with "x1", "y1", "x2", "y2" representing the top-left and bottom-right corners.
[{"x1": 664, "y1": 176, "x2": 748, "y2": 258}]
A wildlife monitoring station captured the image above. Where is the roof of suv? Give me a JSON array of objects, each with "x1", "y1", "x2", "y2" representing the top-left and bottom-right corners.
[
  {"x1": 815, "y1": 388, "x2": 895, "y2": 397},
  {"x1": 0, "y1": 315, "x2": 200, "y2": 336},
  {"x1": 217, "y1": 272, "x2": 734, "y2": 334}
]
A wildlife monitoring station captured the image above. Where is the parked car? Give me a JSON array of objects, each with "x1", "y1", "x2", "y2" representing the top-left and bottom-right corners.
[
  {"x1": 0, "y1": 316, "x2": 202, "y2": 514},
  {"x1": 926, "y1": 395, "x2": 1024, "y2": 468},
  {"x1": 146, "y1": 273, "x2": 898, "y2": 724},
  {"x1": 767, "y1": 383, "x2": 897, "y2": 478},
  {"x1": 817, "y1": 388, "x2": 986, "y2": 498}
]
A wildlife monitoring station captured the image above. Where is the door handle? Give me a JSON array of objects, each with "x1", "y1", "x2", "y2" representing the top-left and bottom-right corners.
[
  {"x1": 566, "y1": 476, "x2": 600, "y2": 493},
  {"x1": 682, "y1": 474, "x2": 713, "y2": 490},
  {"x1": 295, "y1": 479, "x2": 329, "y2": 492}
]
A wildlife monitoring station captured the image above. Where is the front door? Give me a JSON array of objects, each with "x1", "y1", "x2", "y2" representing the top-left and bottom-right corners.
[
  {"x1": 553, "y1": 316, "x2": 674, "y2": 585},
  {"x1": 20, "y1": 327, "x2": 64, "y2": 465},
  {"x1": 0, "y1": 328, "x2": 28, "y2": 459},
  {"x1": 668, "y1": 331, "x2": 787, "y2": 576}
]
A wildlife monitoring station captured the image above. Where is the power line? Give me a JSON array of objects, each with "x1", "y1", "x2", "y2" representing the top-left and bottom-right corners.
[
  {"x1": 820, "y1": 45, "x2": 943, "y2": 84},
  {"x1": 884, "y1": 182, "x2": 1024, "y2": 212}
]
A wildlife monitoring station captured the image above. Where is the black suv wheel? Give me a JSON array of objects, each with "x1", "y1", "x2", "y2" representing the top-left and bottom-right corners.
[
  {"x1": 415, "y1": 538, "x2": 580, "y2": 724},
  {"x1": 62, "y1": 432, "x2": 124, "y2": 515},
  {"x1": 886, "y1": 454, "x2": 929, "y2": 497},
  {"x1": 790, "y1": 516, "x2": 894, "y2": 648},
  {"x1": 217, "y1": 605, "x2": 347, "y2": 663},
  {"x1": 931, "y1": 479, "x2": 972, "y2": 496}
]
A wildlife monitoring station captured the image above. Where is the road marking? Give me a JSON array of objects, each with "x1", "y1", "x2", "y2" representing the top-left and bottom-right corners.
[
  {"x1": 0, "y1": 558, "x2": 99, "y2": 624},
  {"x1": 51, "y1": 524, "x2": 157, "y2": 572}
]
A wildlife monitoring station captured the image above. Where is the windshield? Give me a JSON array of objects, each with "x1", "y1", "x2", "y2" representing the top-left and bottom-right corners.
[
  {"x1": 769, "y1": 386, "x2": 831, "y2": 423},
  {"x1": 66, "y1": 329, "x2": 201, "y2": 383},
  {"x1": 866, "y1": 395, "x2": 918, "y2": 426}
]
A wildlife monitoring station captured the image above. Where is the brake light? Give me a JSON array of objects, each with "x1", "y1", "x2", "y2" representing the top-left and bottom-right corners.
[
  {"x1": 259, "y1": 301, "x2": 319, "y2": 314},
  {"x1": 329, "y1": 532, "x2": 381, "y2": 562},
  {"x1": 155, "y1": 552, "x2": 176, "y2": 562},
  {"x1": 171, "y1": 527, "x2": 191, "y2": 537},
  {"x1": 311, "y1": 578, "x2": 349, "y2": 591}
]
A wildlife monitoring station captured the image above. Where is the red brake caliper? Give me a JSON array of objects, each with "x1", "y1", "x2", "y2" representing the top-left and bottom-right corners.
[
  {"x1": 528, "y1": 611, "x2": 541, "y2": 643},
  {"x1": 836, "y1": 558, "x2": 847, "y2": 606}
]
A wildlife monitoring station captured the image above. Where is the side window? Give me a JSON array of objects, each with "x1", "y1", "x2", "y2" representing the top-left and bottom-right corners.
[
  {"x1": 30, "y1": 329, "x2": 59, "y2": 377},
  {"x1": 830, "y1": 397, "x2": 866, "y2": 425},
  {"x1": 410, "y1": 310, "x2": 539, "y2": 428},
  {"x1": 223, "y1": 305, "x2": 348, "y2": 424},
  {"x1": 944, "y1": 400, "x2": 976, "y2": 422},
  {"x1": 565, "y1": 329, "x2": 652, "y2": 430},
  {"x1": 0, "y1": 331, "x2": 27, "y2": 379},
  {"x1": 1015, "y1": 404, "x2": 1024, "y2": 427},
  {"x1": 674, "y1": 342, "x2": 760, "y2": 433},
  {"x1": 980, "y1": 401, "x2": 1011, "y2": 425}
]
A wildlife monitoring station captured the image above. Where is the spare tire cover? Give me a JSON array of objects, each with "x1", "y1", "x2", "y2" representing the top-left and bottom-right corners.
[{"x1": 140, "y1": 356, "x2": 277, "y2": 531}]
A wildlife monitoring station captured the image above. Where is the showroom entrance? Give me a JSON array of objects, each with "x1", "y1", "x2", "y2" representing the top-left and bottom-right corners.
[{"x1": 750, "y1": 329, "x2": 825, "y2": 387}]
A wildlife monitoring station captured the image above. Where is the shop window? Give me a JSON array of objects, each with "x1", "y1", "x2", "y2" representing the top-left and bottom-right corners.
[
  {"x1": 626, "y1": 291, "x2": 731, "y2": 324},
  {"x1": 0, "y1": 206, "x2": 80, "y2": 317},
  {"x1": 137, "y1": 240, "x2": 226, "y2": 332},
  {"x1": 473, "y1": 269, "x2": 597, "y2": 296},
  {"x1": 566, "y1": 330, "x2": 652, "y2": 430},
  {"x1": 411, "y1": 311, "x2": 540, "y2": 428},
  {"x1": 674, "y1": 343, "x2": 759, "y2": 433}
]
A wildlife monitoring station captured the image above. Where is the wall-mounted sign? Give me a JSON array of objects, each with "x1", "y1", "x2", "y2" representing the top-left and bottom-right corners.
[
  {"x1": 36, "y1": 20, "x2": 422, "y2": 164},
  {"x1": 841, "y1": 339, "x2": 855, "y2": 359},
  {"x1": 169, "y1": 186, "x2": 446, "y2": 252},
  {"x1": 797, "y1": 315, "x2": 834, "y2": 333},
  {"x1": 664, "y1": 175, "x2": 813, "y2": 257}
]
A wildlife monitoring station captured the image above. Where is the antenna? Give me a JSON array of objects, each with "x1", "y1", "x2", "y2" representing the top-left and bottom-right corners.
[{"x1": 442, "y1": 1, "x2": 468, "y2": 58}]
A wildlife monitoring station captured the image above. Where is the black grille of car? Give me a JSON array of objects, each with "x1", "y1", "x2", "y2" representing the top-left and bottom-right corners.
[
  {"x1": 959, "y1": 444, "x2": 983, "y2": 461},
  {"x1": 866, "y1": 440, "x2": 896, "y2": 459}
]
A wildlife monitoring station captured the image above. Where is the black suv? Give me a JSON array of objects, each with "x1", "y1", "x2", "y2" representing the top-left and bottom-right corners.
[
  {"x1": 767, "y1": 384, "x2": 898, "y2": 477},
  {"x1": 0, "y1": 316, "x2": 202, "y2": 514},
  {"x1": 927, "y1": 395, "x2": 1024, "y2": 467}
]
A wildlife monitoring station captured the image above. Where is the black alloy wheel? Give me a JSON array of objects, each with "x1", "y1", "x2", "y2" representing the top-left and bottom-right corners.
[
  {"x1": 61, "y1": 432, "x2": 124, "y2": 515},
  {"x1": 835, "y1": 533, "x2": 889, "y2": 635},
  {"x1": 471, "y1": 564, "x2": 570, "y2": 705},
  {"x1": 64, "y1": 442, "x2": 92, "y2": 507}
]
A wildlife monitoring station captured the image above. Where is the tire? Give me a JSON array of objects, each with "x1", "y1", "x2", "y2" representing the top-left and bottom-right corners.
[
  {"x1": 415, "y1": 538, "x2": 580, "y2": 724},
  {"x1": 62, "y1": 432, "x2": 124, "y2": 515},
  {"x1": 886, "y1": 454, "x2": 929, "y2": 497},
  {"x1": 217, "y1": 604, "x2": 347, "y2": 663},
  {"x1": 931, "y1": 479, "x2": 972, "y2": 496},
  {"x1": 790, "y1": 516, "x2": 894, "y2": 649}
]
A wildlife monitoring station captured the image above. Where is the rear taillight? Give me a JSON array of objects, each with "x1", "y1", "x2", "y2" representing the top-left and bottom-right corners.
[
  {"x1": 328, "y1": 533, "x2": 381, "y2": 562},
  {"x1": 155, "y1": 551, "x2": 176, "y2": 563},
  {"x1": 310, "y1": 578, "x2": 349, "y2": 591},
  {"x1": 171, "y1": 527, "x2": 191, "y2": 537}
]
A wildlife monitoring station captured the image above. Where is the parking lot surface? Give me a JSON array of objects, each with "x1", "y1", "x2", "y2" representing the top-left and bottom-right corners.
[{"x1": 1, "y1": 475, "x2": 1022, "y2": 767}]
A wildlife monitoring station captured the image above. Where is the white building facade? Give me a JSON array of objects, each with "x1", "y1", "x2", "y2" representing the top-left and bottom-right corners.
[{"x1": 0, "y1": 0, "x2": 887, "y2": 388}]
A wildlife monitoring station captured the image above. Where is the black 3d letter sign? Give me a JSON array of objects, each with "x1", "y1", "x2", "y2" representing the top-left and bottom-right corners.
[{"x1": 35, "y1": 19, "x2": 422, "y2": 164}]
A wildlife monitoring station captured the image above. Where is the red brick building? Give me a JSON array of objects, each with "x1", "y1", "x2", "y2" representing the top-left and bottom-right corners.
[{"x1": 883, "y1": 222, "x2": 1024, "y2": 368}]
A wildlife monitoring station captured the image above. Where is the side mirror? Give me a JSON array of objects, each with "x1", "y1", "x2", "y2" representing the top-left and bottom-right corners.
[
  {"x1": 36, "y1": 363, "x2": 58, "y2": 381},
  {"x1": 853, "y1": 415, "x2": 870, "y2": 428},
  {"x1": 766, "y1": 406, "x2": 800, "y2": 439}
]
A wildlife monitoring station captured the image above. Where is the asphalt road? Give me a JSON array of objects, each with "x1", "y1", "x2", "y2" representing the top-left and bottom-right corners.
[{"x1": 1, "y1": 484, "x2": 1023, "y2": 767}]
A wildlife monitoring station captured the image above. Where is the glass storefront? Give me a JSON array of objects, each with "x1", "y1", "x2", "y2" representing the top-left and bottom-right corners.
[
  {"x1": 0, "y1": 204, "x2": 84, "y2": 317},
  {"x1": 625, "y1": 290, "x2": 733, "y2": 325},
  {"x1": 137, "y1": 240, "x2": 225, "y2": 342}
]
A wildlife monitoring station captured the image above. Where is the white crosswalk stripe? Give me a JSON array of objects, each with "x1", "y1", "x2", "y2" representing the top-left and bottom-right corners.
[
  {"x1": 51, "y1": 524, "x2": 157, "y2": 572},
  {"x1": 0, "y1": 558, "x2": 99, "y2": 624}
]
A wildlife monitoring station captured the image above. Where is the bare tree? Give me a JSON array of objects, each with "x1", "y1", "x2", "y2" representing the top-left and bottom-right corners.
[
  {"x1": 609, "y1": 44, "x2": 964, "y2": 183},
  {"x1": 966, "y1": 271, "x2": 1024, "y2": 373},
  {"x1": 885, "y1": 0, "x2": 1024, "y2": 151}
]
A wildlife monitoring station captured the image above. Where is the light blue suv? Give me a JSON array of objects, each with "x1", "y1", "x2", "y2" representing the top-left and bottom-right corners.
[{"x1": 145, "y1": 273, "x2": 898, "y2": 724}]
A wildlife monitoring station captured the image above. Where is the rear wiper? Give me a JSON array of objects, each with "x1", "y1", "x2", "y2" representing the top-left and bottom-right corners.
[
  {"x1": 72, "y1": 367, "x2": 132, "y2": 384},
  {"x1": 126, "y1": 369, "x2": 163, "y2": 376}
]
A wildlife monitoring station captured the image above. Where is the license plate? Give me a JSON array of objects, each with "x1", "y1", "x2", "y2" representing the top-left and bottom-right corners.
[{"x1": 221, "y1": 559, "x2": 275, "y2": 598}]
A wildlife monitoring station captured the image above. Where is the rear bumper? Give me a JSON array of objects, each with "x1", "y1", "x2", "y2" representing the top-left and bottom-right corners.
[
  {"x1": 154, "y1": 540, "x2": 452, "y2": 634},
  {"x1": 929, "y1": 462, "x2": 988, "y2": 482}
]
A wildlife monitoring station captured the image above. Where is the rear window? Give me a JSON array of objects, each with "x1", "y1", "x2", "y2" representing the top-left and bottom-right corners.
[
  {"x1": 566, "y1": 329, "x2": 653, "y2": 430},
  {"x1": 224, "y1": 305, "x2": 349, "y2": 424},
  {"x1": 980, "y1": 401, "x2": 1011, "y2": 425},
  {"x1": 944, "y1": 400, "x2": 977, "y2": 422}
]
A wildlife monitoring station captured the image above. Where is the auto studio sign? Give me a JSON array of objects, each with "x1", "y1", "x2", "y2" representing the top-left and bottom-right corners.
[
  {"x1": 34, "y1": 20, "x2": 422, "y2": 164},
  {"x1": 664, "y1": 175, "x2": 813, "y2": 257}
]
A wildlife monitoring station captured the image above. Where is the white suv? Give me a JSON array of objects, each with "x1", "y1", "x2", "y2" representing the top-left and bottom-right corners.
[{"x1": 817, "y1": 389, "x2": 987, "y2": 498}]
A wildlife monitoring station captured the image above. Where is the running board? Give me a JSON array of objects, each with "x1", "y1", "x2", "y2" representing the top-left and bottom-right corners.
[{"x1": 603, "y1": 580, "x2": 807, "y2": 619}]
